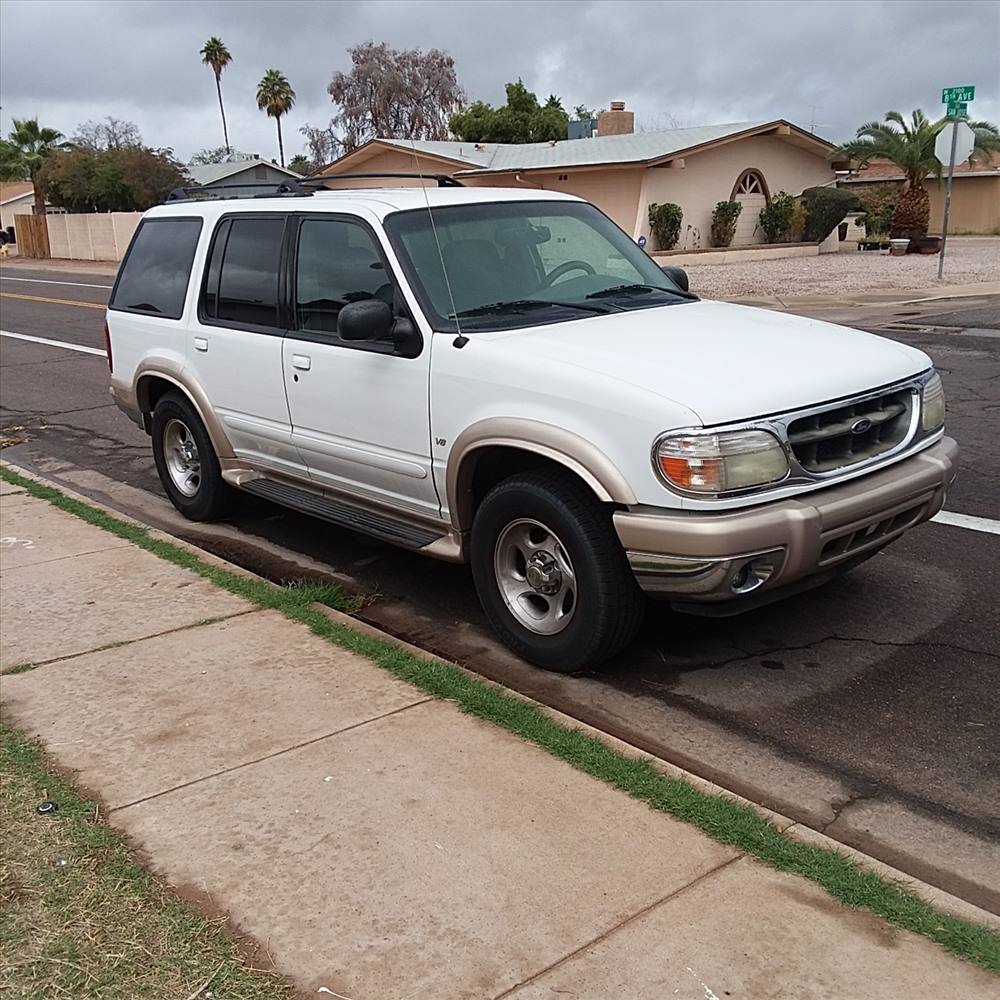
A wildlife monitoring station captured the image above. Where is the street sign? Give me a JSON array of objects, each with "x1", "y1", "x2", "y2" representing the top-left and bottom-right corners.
[
  {"x1": 946, "y1": 101, "x2": 968, "y2": 119},
  {"x1": 935, "y1": 120, "x2": 975, "y2": 166},
  {"x1": 942, "y1": 86, "x2": 975, "y2": 103}
]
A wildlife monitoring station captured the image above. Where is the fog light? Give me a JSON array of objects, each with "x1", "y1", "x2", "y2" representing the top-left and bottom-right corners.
[{"x1": 730, "y1": 556, "x2": 778, "y2": 595}]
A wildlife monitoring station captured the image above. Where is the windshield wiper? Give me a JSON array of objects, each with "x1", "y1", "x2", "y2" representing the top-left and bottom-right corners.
[
  {"x1": 451, "y1": 298, "x2": 612, "y2": 319},
  {"x1": 586, "y1": 283, "x2": 697, "y2": 301}
]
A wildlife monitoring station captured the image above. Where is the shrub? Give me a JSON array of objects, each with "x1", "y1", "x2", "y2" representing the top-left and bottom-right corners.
[
  {"x1": 855, "y1": 186, "x2": 897, "y2": 236},
  {"x1": 801, "y1": 186, "x2": 860, "y2": 242},
  {"x1": 648, "y1": 202, "x2": 682, "y2": 250},
  {"x1": 709, "y1": 200, "x2": 742, "y2": 247},
  {"x1": 757, "y1": 191, "x2": 797, "y2": 243}
]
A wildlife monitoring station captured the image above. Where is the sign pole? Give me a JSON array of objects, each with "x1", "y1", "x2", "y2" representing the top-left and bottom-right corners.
[{"x1": 937, "y1": 118, "x2": 959, "y2": 280}]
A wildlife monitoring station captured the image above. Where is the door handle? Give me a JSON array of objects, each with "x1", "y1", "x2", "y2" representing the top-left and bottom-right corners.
[
  {"x1": 292, "y1": 354, "x2": 311, "y2": 371},
  {"x1": 193, "y1": 337, "x2": 208, "y2": 352}
]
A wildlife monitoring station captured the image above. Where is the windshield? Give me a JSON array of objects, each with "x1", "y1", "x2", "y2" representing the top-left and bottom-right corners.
[{"x1": 383, "y1": 200, "x2": 697, "y2": 332}]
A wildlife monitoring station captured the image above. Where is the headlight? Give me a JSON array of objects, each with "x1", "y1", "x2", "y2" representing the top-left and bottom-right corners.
[
  {"x1": 921, "y1": 371, "x2": 945, "y2": 431},
  {"x1": 655, "y1": 429, "x2": 789, "y2": 494}
]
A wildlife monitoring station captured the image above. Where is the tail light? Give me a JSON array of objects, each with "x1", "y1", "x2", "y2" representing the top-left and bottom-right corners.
[{"x1": 102, "y1": 319, "x2": 113, "y2": 372}]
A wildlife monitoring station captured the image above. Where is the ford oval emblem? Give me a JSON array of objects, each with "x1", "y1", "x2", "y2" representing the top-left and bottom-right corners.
[{"x1": 851, "y1": 417, "x2": 873, "y2": 435}]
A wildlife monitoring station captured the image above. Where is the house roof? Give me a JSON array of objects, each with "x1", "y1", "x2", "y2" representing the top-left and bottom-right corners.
[
  {"x1": 0, "y1": 181, "x2": 34, "y2": 206},
  {"x1": 186, "y1": 158, "x2": 301, "y2": 186},
  {"x1": 844, "y1": 151, "x2": 1000, "y2": 182},
  {"x1": 321, "y1": 120, "x2": 833, "y2": 177}
]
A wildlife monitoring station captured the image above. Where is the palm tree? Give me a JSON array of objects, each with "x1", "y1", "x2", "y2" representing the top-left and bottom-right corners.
[
  {"x1": 256, "y1": 69, "x2": 296, "y2": 168},
  {"x1": 830, "y1": 109, "x2": 1000, "y2": 239},
  {"x1": 200, "y1": 36, "x2": 233, "y2": 155},
  {"x1": 0, "y1": 118, "x2": 70, "y2": 214},
  {"x1": 287, "y1": 153, "x2": 312, "y2": 175}
]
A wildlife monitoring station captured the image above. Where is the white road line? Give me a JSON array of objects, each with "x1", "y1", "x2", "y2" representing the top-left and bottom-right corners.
[
  {"x1": 0, "y1": 329, "x2": 106, "y2": 357},
  {"x1": 0, "y1": 275, "x2": 113, "y2": 290},
  {"x1": 932, "y1": 510, "x2": 1000, "y2": 536},
  {"x1": 3, "y1": 324, "x2": 1000, "y2": 540}
]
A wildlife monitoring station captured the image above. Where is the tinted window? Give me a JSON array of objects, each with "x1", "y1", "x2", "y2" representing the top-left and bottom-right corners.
[
  {"x1": 111, "y1": 218, "x2": 202, "y2": 319},
  {"x1": 214, "y1": 217, "x2": 285, "y2": 328},
  {"x1": 295, "y1": 219, "x2": 392, "y2": 336}
]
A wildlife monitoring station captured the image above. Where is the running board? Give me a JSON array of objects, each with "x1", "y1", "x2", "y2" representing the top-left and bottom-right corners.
[{"x1": 241, "y1": 478, "x2": 446, "y2": 551}]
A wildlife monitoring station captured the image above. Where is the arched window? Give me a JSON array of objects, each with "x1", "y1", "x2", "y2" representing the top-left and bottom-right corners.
[{"x1": 730, "y1": 168, "x2": 770, "y2": 201}]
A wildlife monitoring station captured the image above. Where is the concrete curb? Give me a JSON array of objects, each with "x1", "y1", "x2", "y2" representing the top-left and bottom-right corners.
[{"x1": 3, "y1": 459, "x2": 998, "y2": 935}]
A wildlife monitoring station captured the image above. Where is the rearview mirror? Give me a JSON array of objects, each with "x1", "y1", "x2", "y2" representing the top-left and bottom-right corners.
[
  {"x1": 660, "y1": 264, "x2": 689, "y2": 293},
  {"x1": 338, "y1": 299, "x2": 393, "y2": 341}
]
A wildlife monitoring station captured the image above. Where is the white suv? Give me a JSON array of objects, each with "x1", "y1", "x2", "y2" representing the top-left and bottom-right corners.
[{"x1": 107, "y1": 180, "x2": 957, "y2": 671}]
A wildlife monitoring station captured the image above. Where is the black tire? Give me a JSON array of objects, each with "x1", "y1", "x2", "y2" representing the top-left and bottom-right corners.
[
  {"x1": 151, "y1": 391, "x2": 230, "y2": 521},
  {"x1": 470, "y1": 469, "x2": 644, "y2": 672}
]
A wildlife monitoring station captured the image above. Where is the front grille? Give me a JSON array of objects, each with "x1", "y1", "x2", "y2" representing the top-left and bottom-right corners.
[
  {"x1": 819, "y1": 501, "x2": 928, "y2": 565},
  {"x1": 787, "y1": 387, "x2": 913, "y2": 474}
]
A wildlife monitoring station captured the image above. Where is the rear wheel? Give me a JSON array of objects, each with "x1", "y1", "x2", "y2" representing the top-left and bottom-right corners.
[
  {"x1": 151, "y1": 392, "x2": 230, "y2": 521},
  {"x1": 471, "y1": 469, "x2": 644, "y2": 672}
]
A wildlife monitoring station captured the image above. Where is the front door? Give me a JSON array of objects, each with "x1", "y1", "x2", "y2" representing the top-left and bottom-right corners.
[{"x1": 282, "y1": 214, "x2": 438, "y2": 518}]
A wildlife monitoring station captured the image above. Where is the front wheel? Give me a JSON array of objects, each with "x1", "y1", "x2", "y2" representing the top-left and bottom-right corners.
[
  {"x1": 151, "y1": 391, "x2": 230, "y2": 521},
  {"x1": 470, "y1": 469, "x2": 644, "y2": 672}
]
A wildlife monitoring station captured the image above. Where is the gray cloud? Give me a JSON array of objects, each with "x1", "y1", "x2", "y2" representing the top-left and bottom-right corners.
[{"x1": 1, "y1": 0, "x2": 998, "y2": 163}]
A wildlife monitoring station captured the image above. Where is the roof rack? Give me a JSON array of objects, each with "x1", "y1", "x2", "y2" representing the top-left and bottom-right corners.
[
  {"x1": 163, "y1": 172, "x2": 465, "y2": 204},
  {"x1": 300, "y1": 172, "x2": 465, "y2": 188},
  {"x1": 165, "y1": 181, "x2": 310, "y2": 203}
]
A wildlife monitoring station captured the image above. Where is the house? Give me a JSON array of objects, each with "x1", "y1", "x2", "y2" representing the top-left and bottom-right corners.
[
  {"x1": 841, "y1": 152, "x2": 1000, "y2": 236},
  {"x1": 186, "y1": 153, "x2": 302, "y2": 197},
  {"x1": 1, "y1": 181, "x2": 37, "y2": 233},
  {"x1": 317, "y1": 104, "x2": 840, "y2": 251}
]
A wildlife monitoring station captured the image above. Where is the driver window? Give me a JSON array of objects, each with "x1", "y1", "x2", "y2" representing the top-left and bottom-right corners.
[{"x1": 295, "y1": 219, "x2": 393, "y2": 336}]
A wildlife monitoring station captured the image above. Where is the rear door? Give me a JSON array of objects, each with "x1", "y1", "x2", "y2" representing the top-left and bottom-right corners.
[
  {"x1": 187, "y1": 213, "x2": 303, "y2": 474},
  {"x1": 282, "y1": 213, "x2": 438, "y2": 517}
]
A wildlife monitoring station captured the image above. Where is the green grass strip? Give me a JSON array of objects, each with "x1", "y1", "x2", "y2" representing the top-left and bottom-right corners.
[{"x1": 3, "y1": 463, "x2": 998, "y2": 974}]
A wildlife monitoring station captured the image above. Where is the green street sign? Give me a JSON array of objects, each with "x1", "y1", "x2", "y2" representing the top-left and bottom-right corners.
[
  {"x1": 942, "y1": 86, "x2": 975, "y2": 103},
  {"x1": 946, "y1": 101, "x2": 969, "y2": 118}
]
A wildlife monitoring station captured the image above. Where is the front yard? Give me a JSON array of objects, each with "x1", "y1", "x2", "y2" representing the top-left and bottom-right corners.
[{"x1": 687, "y1": 237, "x2": 1000, "y2": 299}]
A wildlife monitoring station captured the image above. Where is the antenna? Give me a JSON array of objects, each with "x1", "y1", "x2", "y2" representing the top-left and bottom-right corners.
[{"x1": 408, "y1": 142, "x2": 468, "y2": 348}]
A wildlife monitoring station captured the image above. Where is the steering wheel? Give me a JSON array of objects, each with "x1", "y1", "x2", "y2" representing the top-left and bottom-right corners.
[{"x1": 541, "y1": 259, "x2": 596, "y2": 287}]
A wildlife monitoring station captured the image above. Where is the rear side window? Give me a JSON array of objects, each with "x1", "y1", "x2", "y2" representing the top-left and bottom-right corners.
[
  {"x1": 202, "y1": 216, "x2": 285, "y2": 329},
  {"x1": 110, "y1": 218, "x2": 202, "y2": 319}
]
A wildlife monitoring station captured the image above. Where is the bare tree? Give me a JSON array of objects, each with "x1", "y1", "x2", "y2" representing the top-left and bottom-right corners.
[
  {"x1": 73, "y1": 116, "x2": 143, "y2": 150},
  {"x1": 299, "y1": 122, "x2": 343, "y2": 168},
  {"x1": 322, "y1": 42, "x2": 464, "y2": 154},
  {"x1": 635, "y1": 111, "x2": 684, "y2": 133}
]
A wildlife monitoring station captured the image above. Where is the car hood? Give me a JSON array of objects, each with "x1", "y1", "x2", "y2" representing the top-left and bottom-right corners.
[{"x1": 481, "y1": 299, "x2": 931, "y2": 426}]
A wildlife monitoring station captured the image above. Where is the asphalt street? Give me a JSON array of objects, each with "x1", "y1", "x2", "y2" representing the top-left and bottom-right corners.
[{"x1": 2, "y1": 264, "x2": 998, "y2": 911}]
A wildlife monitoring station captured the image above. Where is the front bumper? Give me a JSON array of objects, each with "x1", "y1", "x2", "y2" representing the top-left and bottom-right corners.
[{"x1": 615, "y1": 437, "x2": 958, "y2": 613}]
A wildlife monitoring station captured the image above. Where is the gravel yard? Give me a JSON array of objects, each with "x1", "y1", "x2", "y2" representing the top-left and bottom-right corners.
[{"x1": 687, "y1": 237, "x2": 1000, "y2": 299}]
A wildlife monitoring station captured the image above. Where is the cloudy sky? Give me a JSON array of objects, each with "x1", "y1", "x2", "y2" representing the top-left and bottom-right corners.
[{"x1": 1, "y1": 0, "x2": 998, "y2": 163}]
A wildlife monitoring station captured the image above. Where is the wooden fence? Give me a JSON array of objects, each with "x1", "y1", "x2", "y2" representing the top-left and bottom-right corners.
[{"x1": 13, "y1": 215, "x2": 50, "y2": 258}]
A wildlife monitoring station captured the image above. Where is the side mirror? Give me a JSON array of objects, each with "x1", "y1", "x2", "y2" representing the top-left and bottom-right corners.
[
  {"x1": 338, "y1": 299, "x2": 393, "y2": 341},
  {"x1": 660, "y1": 264, "x2": 689, "y2": 293}
]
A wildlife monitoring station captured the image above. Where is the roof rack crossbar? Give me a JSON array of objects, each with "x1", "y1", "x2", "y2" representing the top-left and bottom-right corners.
[
  {"x1": 299, "y1": 172, "x2": 465, "y2": 188},
  {"x1": 164, "y1": 181, "x2": 311, "y2": 203}
]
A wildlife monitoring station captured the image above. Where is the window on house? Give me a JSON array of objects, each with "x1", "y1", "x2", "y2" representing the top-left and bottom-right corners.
[
  {"x1": 254, "y1": 164, "x2": 267, "y2": 180},
  {"x1": 733, "y1": 169, "x2": 768, "y2": 198}
]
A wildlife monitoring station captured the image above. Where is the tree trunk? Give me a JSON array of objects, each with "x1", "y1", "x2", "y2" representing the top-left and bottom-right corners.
[
  {"x1": 216, "y1": 76, "x2": 231, "y2": 154},
  {"x1": 276, "y1": 116, "x2": 285, "y2": 168},
  {"x1": 31, "y1": 176, "x2": 45, "y2": 216},
  {"x1": 890, "y1": 182, "x2": 930, "y2": 240}
]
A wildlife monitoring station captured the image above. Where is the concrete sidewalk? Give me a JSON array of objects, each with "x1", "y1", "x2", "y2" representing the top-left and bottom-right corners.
[{"x1": 1, "y1": 477, "x2": 996, "y2": 999}]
